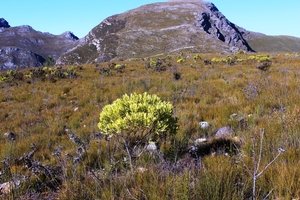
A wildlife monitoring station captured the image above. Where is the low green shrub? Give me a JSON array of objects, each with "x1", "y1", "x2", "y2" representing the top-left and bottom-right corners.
[{"x1": 98, "y1": 92, "x2": 178, "y2": 142}]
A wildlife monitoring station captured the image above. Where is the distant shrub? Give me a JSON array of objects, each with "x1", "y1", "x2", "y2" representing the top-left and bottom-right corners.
[
  {"x1": 248, "y1": 54, "x2": 271, "y2": 62},
  {"x1": 38, "y1": 66, "x2": 77, "y2": 80},
  {"x1": 99, "y1": 63, "x2": 126, "y2": 76},
  {"x1": 98, "y1": 92, "x2": 178, "y2": 142},
  {"x1": 114, "y1": 63, "x2": 126, "y2": 73},
  {"x1": 0, "y1": 70, "x2": 24, "y2": 83},
  {"x1": 203, "y1": 59, "x2": 212, "y2": 65},
  {"x1": 0, "y1": 75, "x2": 8, "y2": 82},
  {"x1": 145, "y1": 58, "x2": 169, "y2": 72},
  {"x1": 211, "y1": 56, "x2": 236, "y2": 65},
  {"x1": 0, "y1": 66, "x2": 80, "y2": 83},
  {"x1": 43, "y1": 56, "x2": 56, "y2": 67},
  {"x1": 256, "y1": 61, "x2": 272, "y2": 71},
  {"x1": 173, "y1": 72, "x2": 181, "y2": 80},
  {"x1": 176, "y1": 57, "x2": 185, "y2": 64},
  {"x1": 193, "y1": 54, "x2": 201, "y2": 61}
]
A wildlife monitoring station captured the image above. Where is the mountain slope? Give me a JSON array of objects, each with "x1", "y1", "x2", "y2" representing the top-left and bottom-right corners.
[
  {"x1": 246, "y1": 33, "x2": 300, "y2": 52},
  {"x1": 0, "y1": 20, "x2": 79, "y2": 70},
  {"x1": 58, "y1": 0, "x2": 253, "y2": 65}
]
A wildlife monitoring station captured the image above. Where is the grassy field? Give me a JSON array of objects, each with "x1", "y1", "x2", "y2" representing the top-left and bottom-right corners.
[{"x1": 0, "y1": 52, "x2": 300, "y2": 199}]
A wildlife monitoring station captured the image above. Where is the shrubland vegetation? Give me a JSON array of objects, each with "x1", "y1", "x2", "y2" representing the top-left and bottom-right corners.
[{"x1": 0, "y1": 52, "x2": 300, "y2": 199}]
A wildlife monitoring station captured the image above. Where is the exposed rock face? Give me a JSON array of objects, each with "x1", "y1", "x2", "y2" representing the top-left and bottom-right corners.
[
  {"x1": 0, "y1": 19, "x2": 79, "y2": 70},
  {"x1": 58, "y1": 0, "x2": 254, "y2": 65},
  {"x1": 61, "y1": 31, "x2": 79, "y2": 41},
  {"x1": 0, "y1": 18, "x2": 10, "y2": 28},
  {"x1": 196, "y1": 3, "x2": 253, "y2": 52},
  {"x1": 0, "y1": 47, "x2": 45, "y2": 70}
]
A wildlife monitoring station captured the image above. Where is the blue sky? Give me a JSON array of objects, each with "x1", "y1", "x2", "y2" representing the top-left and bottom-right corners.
[{"x1": 2, "y1": 0, "x2": 300, "y2": 38}]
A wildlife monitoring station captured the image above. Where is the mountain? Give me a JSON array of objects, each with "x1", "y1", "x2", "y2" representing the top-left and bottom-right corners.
[
  {"x1": 0, "y1": 19, "x2": 79, "y2": 70},
  {"x1": 57, "y1": 0, "x2": 255, "y2": 65}
]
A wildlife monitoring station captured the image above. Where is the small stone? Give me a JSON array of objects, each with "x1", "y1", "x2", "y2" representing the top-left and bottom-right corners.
[
  {"x1": 230, "y1": 113, "x2": 238, "y2": 120},
  {"x1": 74, "y1": 107, "x2": 79, "y2": 112},
  {"x1": 3, "y1": 132, "x2": 16, "y2": 141},
  {"x1": 199, "y1": 121, "x2": 209, "y2": 129},
  {"x1": 215, "y1": 126, "x2": 233, "y2": 138},
  {"x1": 146, "y1": 142, "x2": 157, "y2": 152},
  {"x1": 194, "y1": 137, "x2": 208, "y2": 145},
  {"x1": 136, "y1": 167, "x2": 148, "y2": 173}
]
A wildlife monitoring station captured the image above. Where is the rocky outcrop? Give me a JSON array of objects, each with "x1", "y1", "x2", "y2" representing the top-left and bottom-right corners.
[
  {"x1": 0, "y1": 19, "x2": 79, "y2": 70},
  {"x1": 0, "y1": 18, "x2": 10, "y2": 28},
  {"x1": 61, "y1": 31, "x2": 79, "y2": 41},
  {"x1": 0, "y1": 47, "x2": 45, "y2": 70},
  {"x1": 196, "y1": 3, "x2": 254, "y2": 52},
  {"x1": 58, "y1": 0, "x2": 253, "y2": 65}
]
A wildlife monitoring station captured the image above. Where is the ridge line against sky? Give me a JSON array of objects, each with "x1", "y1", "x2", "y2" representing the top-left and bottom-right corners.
[{"x1": 2, "y1": 0, "x2": 300, "y2": 38}]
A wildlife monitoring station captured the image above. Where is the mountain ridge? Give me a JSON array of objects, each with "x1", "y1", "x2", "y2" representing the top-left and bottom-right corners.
[{"x1": 0, "y1": 20, "x2": 79, "y2": 70}]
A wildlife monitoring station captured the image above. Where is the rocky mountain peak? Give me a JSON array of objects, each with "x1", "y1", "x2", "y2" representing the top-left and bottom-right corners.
[
  {"x1": 0, "y1": 18, "x2": 10, "y2": 28},
  {"x1": 58, "y1": 0, "x2": 254, "y2": 65},
  {"x1": 60, "y1": 31, "x2": 79, "y2": 41}
]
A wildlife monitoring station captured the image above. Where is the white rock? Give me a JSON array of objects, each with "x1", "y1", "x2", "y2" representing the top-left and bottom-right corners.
[
  {"x1": 215, "y1": 126, "x2": 233, "y2": 138},
  {"x1": 74, "y1": 107, "x2": 79, "y2": 112},
  {"x1": 194, "y1": 137, "x2": 208, "y2": 145},
  {"x1": 146, "y1": 142, "x2": 157, "y2": 152},
  {"x1": 199, "y1": 121, "x2": 209, "y2": 129}
]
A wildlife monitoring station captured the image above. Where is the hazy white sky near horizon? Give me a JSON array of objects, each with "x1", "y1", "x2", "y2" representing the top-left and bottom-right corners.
[{"x1": 2, "y1": 0, "x2": 300, "y2": 38}]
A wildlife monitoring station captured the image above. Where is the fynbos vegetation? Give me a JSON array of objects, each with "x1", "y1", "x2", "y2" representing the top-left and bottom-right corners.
[{"x1": 0, "y1": 53, "x2": 299, "y2": 199}]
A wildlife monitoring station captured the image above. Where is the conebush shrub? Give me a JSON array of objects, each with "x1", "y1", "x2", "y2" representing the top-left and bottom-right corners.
[{"x1": 98, "y1": 92, "x2": 178, "y2": 141}]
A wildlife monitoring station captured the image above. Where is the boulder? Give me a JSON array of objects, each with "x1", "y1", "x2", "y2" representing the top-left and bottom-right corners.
[
  {"x1": 194, "y1": 137, "x2": 208, "y2": 145},
  {"x1": 215, "y1": 126, "x2": 233, "y2": 138},
  {"x1": 146, "y1": 141, "x2": 157, "y2": 152}
]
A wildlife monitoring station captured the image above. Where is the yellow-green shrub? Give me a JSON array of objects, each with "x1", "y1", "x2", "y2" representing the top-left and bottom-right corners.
[{"x1": 98, "y1": 92, "x2": 178, "y2": 141}]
